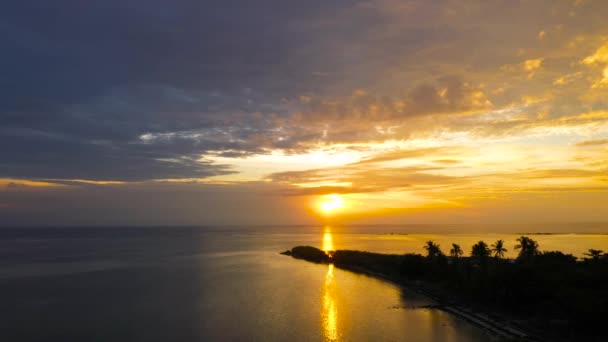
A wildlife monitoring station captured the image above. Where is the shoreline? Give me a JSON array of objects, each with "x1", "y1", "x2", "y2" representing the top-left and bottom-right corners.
[
  {"x1": 282, "y1": 246, "x2": 545, "y2": 341},
  {"x1": 333, "y1": 263, "x2": 534, "y2": 341},
  {"x1": 282, "y1": 244, "x2": 608, "y2": 342}
]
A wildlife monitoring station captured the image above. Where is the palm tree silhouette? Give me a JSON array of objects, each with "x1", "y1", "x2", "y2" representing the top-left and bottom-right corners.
[
  {"x1": 491, "y1": 239, "x2": 507, "y2": 259},
  {"x1": 583, "y1": 249, "x2": 604, "y2": 261},
  {"x1": 423, "y1": 241, "x2": 443, "y2": 259},
  {"x1": 471, "y1": 240, "x2": 490, "y2": 263},
  {"x1": 514, "y1": 236, "x2": 539, "y2": 260},
  {"x1": 450, "y1": 243, "x2": 463, "y2": 258}
]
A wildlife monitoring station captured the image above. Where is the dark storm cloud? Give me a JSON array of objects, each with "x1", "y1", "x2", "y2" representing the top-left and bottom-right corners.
[
  {"x1": 0, "y1": 0, "x2": 497, "y2": 182},
  {"x1": 4, "y1": 0, "x2": 607, "y2": 183},
  {"x1": 0, "y1": 0, "x2": 353, "y2": 180},
  {"x1": 0, "y1": 131, "x2": 237, "y2": 180},
  {"x1": 1, "y1": 0, "x2": 339, "y2": 107}
]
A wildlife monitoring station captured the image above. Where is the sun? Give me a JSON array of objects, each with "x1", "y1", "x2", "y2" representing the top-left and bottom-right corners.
[{"x1": 319, "y1": 194, "x2": 345, "y2": 214}]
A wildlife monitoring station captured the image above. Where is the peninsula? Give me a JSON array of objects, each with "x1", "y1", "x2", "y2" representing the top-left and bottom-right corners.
[{"x1": 282, "y1": 237, "x2": 608, "y2": 342}]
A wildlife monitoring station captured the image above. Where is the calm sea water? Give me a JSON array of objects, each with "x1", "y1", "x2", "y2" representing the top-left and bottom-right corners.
[{"x1": 0, "y1": 226, "x2": 606, "y2": 341}]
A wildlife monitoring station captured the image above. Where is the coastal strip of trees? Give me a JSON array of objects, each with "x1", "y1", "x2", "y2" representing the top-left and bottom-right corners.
[{"x1": 282, "y1": 236, "x2": 608, "y2": 342}]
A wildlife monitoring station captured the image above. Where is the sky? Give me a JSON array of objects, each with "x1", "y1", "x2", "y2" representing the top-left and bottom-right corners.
[{"x1": 1, "y1": 0, "x2": 608, "y2": 227}]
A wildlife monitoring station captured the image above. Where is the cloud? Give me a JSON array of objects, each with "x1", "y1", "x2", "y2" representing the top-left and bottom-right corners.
[
  {"x1": 0, "y1": 124, "x2": 237, "y2": 181},
  {"x1": 276, "y1": 185, "x2": 380, "y2": 197},
  {"x1": 6, "y1": 182, "x2": 20, "y2": 189},
  {"x1": 0, "y1": 1, "x2": 341, "y2": 181},
  {"x1": 582, "y1": 42, "x2": 608, "y2": 88},
  {"x1": 352, "y1": 146, "x2": 466, "y2": 165},
  {"x1": 2, "y1": 0, "x2": 608, "y2": 225},
  {"x1": 524, "y1": 58, "x2": 544, "y2": 78},
  {"x1": 582, "y1": 42, "x2": 608, "y2": 64},
  {"x1": 268, "y1": 163, "x2": 466, "y2": 196},
  {"x1": 553, "y1": 72, "x2": 583, "y2": 85},
  {"x1": 577, "y1": 139, "x2": 608, "y2": 146},
  {"x1": 515, "y1": 168, "x2": 607, "y2": 179}
]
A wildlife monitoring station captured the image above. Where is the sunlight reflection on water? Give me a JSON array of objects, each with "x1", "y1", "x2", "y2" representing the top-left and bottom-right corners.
[
  {"x1": 322, "y1": 264, "x2": 339, "y2": 341},
  {"x1": 0, "y1": 226, "x2": 495, "y2": 341},
  {"x1": 312, "y1": 227, "x2": 489, "y2": 341},
  {"x1": 322, "y1": 227, "x2": 334, "y2": 252}
]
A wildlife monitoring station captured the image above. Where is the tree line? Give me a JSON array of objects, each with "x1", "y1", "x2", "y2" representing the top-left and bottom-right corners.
[
  {"x1": 284, "y1": 235, "x2": 608, "y2": 341},
  {"x1": 415, "y1": 236, "x2": 608, "y2": 341},
  {"x1": 423, "y1": 236, "x2": 606, "y2": 262}
]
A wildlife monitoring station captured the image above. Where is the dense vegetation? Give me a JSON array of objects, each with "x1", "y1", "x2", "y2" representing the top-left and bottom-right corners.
[
  {"x1": 284, "y1": 236, "x2": 608, "y2": 341},
  {"x1": 281, "y1": 246, "x2": 329, "y2": 263}
]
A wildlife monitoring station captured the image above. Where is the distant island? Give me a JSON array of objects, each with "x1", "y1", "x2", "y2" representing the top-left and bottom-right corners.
[{"x1": 282, "y1": 236, "x2": 608, "y2": 342}]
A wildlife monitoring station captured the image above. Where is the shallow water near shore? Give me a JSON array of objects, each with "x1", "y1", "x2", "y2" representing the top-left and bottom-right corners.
[{"x1": 1, "y1": 225, "x2": 605, "y2": 341}]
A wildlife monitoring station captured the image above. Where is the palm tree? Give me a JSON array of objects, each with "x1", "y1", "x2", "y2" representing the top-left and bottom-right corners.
[
  {"x1": 471, "y1": 241, "x2": 490, "y2": 263},
  {"x1": 583, "y1": 249, "x2": 604, "y2": 261},
  {"x1": 423, "y1": 241, "x2": 443, "y2": 259},
  {"x1": 491, "y1": 239, "x2": 507, "y2": 259},
  {"x1": 450, "y1": 243, "x2": 463, "y2": 258},
  {"x1": 514, "y1": 236, "x2": 539, "y2": 260}
]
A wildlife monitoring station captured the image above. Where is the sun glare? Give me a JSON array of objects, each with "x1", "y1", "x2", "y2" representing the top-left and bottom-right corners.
[{"x1": 319, "y1": 194, "x2": 345, "y2": 214}]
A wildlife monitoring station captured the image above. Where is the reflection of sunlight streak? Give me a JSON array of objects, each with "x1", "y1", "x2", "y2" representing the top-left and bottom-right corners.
[
  {"x1": 325, "y1": 263, "x2": 334, "y2": 285},
  {"x1": 322, "y1": 227, "x2": 334, "y2": 252},
  {"x1": 323, "y1": 292, "x2": 338, "y2": 341},
  {"x1": 322, "y1": 264, "x2": 339, "y2": 341}
]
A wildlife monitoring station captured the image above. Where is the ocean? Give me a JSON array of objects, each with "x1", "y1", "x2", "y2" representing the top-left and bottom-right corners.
[{"x1": 1, "y1": 226, "x2": 606, "y2": 341}]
